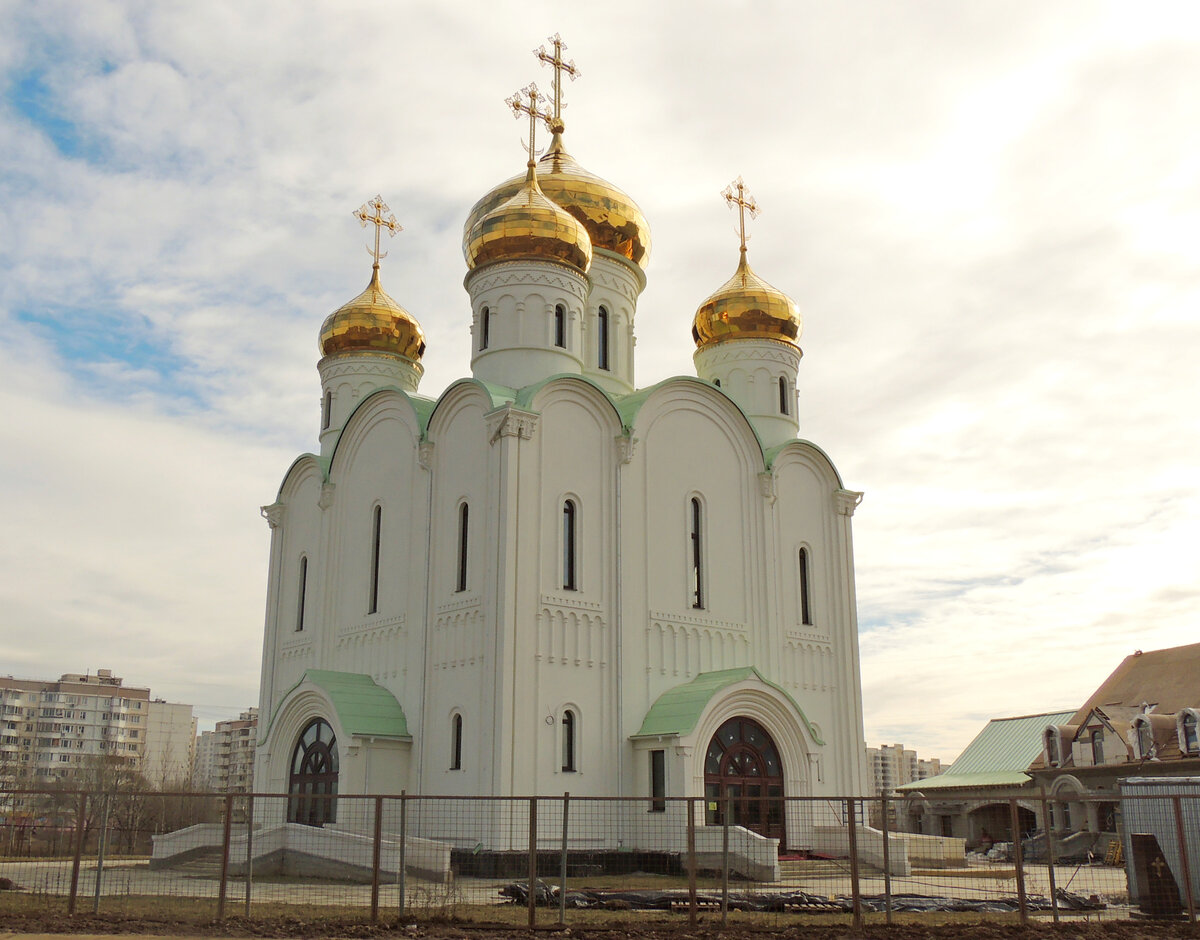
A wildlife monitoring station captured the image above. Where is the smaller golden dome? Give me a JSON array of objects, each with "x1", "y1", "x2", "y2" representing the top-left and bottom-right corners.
[
  {"x1": 462, "y1": 135, "x2": 650, "y2": 270},
  {"x1": 464, "y1": 163, "x2": 592, "y2": 273},
  {"x1": 692, "y1": 250, "x2": 802, "y2": 350},
  {"x1": 319, "y1": 266, "x2": 426, "y2": 361}
]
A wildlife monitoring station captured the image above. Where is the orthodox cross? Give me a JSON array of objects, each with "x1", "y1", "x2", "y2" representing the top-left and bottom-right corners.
[
  {"x1": 354, "y1": 195, "x2": 401, "y2": 265},
  {"x1": 505, "y1": 83, "x2": 553, "y2": 164},
  {"x1": 534, "y1": 32, "x2": 580, "y2": 130},
  {"x1": 722, "y1": 176, "x2": 759, "y2": 253}
]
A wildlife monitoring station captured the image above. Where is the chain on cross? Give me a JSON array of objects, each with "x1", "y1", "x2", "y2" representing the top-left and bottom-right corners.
[
  {"x1": 722, "y1": 176, "x2": 760, "y2": 253},
  {"x1": 505, "y1": 83, "x2": 554, "y2": 164},
  {"x1": 354, "y1": 195, "x2": 401, "y2": 267},
  {"x1": 534, "y1": 32, "x2": 580, "y2": 131}
]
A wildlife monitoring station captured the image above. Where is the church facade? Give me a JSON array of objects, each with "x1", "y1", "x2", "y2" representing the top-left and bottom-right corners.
[{"x1": 255, "y1": 50, "x2": 868, "y2": 851}]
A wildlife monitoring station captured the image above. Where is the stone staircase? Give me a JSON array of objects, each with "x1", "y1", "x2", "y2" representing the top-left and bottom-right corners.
[
  {"x1": 172, "y1": 849, "x2": 224, "y2": 878},
  {"x1": 778, "y1": 856, "x2": 881, "y2": 880}
]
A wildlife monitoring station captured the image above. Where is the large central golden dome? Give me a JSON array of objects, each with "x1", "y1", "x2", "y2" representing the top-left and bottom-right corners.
[
  {"x1": 463, "y1": 134, "x2": 651, "y2": 270},
  {"x1": 692, "y1": 249, "x2": 802, "y2": 350},
  {"x1": 320, "y1": 266, "x2": 426, "y2": 361}
]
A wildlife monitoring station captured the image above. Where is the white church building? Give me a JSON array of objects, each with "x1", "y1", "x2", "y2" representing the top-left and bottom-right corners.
[{"x1": 253, "y1": 46, "x2": 869, "y2": 855}]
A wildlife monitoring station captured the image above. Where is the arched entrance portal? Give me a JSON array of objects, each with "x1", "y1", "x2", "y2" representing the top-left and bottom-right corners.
[
  {"x1": 288, "y1": 718, "x2": 339, "y2": 826},
  {"x1": 703, "y1": 716, "x2": 785, "y2": 841}
]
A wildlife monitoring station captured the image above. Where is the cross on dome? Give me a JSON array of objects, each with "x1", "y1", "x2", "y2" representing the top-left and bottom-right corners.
[
  {"x1": 722, "y1": 176, "x2": 759, "y2": 254},
  {"x1": 534, "y1": 32, "x2": 580, "y2": 132},
  {"x1": 353, "y1": 195, "x2": 401, "y2": 268},
  {"x1": 505, "y1": 83, "x2": 553, "y2": 165}
]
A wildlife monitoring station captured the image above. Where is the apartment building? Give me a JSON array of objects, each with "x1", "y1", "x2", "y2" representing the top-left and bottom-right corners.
[
  {"x1": 866, "y1": 743, "x2": 943, "y2": 797},
  {"x1": 193, "y1": 708, "x2": 257, "y2": 792},
  {"x1": 0, "y1": 669, "x2": 193, "y2": 787}
]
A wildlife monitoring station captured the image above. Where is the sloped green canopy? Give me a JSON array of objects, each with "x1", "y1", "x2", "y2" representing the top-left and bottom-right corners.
[
  {"x1": 264, "y1": 669, "x2": 411, "y2": 742},
  {"x1": 632, "y1": 666, "x2": 824, "y2": 745}
]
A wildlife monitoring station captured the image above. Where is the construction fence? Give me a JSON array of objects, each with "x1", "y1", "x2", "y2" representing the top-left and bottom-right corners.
[{"x1": 0, "y1": 788, "x2": 1197, "y2": 927}]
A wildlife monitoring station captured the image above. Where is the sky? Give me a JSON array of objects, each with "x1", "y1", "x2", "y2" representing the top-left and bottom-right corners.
[{"x1": 1, "y1": 0, "x2": 1198, "y2": 759}]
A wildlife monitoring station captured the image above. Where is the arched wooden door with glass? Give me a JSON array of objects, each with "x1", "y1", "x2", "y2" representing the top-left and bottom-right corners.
[
  {"x1": 288, "y1": 718, "x2": 339, "y2": 826},
  {"x1": 704, "y1": 716, "x2": 785, "y2": 842}
]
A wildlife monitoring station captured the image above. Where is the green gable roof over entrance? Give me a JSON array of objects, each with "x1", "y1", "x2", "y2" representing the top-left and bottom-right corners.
[
  {"x1": 264, "y1": 670, "x2": 411, "y2": 742},
  {"x1": 632, "y1": 666, "x2": 824, "y2": 745}
]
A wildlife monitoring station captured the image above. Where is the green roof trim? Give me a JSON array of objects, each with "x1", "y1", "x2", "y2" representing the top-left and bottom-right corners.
[
  {"x1": 896, "y1": 710, "x2": 1075, "y2": 792},
  {"x1": 264, "y1": 669, "x2": 411, "y2": 743},
  {"x1": 632, "y1": 666, "x2": 824, "y2": 745}
]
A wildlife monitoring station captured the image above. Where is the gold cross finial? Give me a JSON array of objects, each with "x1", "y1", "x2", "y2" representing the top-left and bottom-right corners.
[
  {"x1": 505, "y1": 83, "x2": 553, "y2": 166},
  {"x1": 534, "y1": 32, "x2": 580, "y2": 132},
  {"x1": 722, "y1": 176, "x2": 759, "y2": 255},
  {"x1": 353, "y1": 195, "x2": 401, "y2": 268}
]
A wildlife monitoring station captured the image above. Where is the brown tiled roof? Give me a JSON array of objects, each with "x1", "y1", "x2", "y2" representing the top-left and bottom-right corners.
[{"x1": 1071, "y1": 643, "x2": 1200, "y2": 720}]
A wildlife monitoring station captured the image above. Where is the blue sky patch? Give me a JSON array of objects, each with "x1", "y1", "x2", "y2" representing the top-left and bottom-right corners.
[{"x1": 8, "y1": 69, "x2": 104, "y2": 163}]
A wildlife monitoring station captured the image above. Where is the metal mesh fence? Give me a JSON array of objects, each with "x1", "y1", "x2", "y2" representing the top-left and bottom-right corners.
[{"x1": 1, "y1": 788, "x2": 1196, "y2": 926}]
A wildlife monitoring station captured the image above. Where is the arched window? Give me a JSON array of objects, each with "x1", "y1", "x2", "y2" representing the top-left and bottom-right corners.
[
  {"x1": 456, "y1": 503, "x2": 469, "y2": 592},
  {"x1": 562, "y1": 499, "x2": 577, "y2": 590},
  {"x1": 479, "y1": 306, "x2": 490, "y2": 351},
  {"x1": 288, "y1": 718, "x2": 338, "y2": 825},
  {"x1": 1090, "y1": 728, "x2": 1104, "y2": 764},
  {"x1": 597, "y1": 306, "x2": 610, "y2": 371},
  {"x1": 368, "y1": 505, "x2": 382, "y2": 614},
  {"x1": 296, "y1": 555, "x2": 308, "y2": 632},
  {"x1": 562, "y1": 709, "x2": 577, "y2": 772},
  {"x1": 798, "y1": 547, "x2": 812, "y2": 625},
  {"x1": 554, "y1": 304, "x2": 566, "y2": 348},
  {"x1": 322, "y1": 390, "x2": 332, "y2": 430},
  {"x1": 451, "y1": 713, "x2": 463, "y2": 770},
  {"x1": 703, "y1": 717, "x2": 785, "y2": 840},
  {"x1": 1044, "y1": 728, "x2": 1060, "y2": 767},
  {"x1": 689, "y1": 497, "x2": 704, "y2": 609},
  {"x1": 1182, "y1": 713, "x2": 1199, "y2": 754},
  {"x1": 1135, "y1": 719, "x2": 1154, "y2": 759},
  {"x1": 779, "y1": 377, "x2": 789, "y2": 415},
  {"x1": 714, "y1": 378, "x2": 721, "y2": 388}
]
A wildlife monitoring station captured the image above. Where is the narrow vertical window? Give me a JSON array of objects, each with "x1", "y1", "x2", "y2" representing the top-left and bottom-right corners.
[
  {"x1": 779, "y1": 376, "x2": 789, "y2": 414},
  {"x1": 1045, "y1": 729, "x2": 1059, "y2": 766},
  {"x1": 456, "y1": 503, "x2": 469, "y2": 592},
  {"x1": 554, "y1": 304, "x2": 566, "y2": 348},
  {"x1": 296, "y1": 556, "x2": 308, "y2": 632},
  {"x1": 451, "y1": 714, "x2": 463, "y2": 770},
  {"x1": 1090, "y1": 728, "x2": 1104, "y2": 764},
  {"x1": 714, "y1": 378, "x2": 721, "y2": 388},
  {"x1": 322, "y1": 391, "x2": 332, "y2": 430},
  {"x1": 561, "y1": 709, "x2": 576, "y2": 772},
  {"x1": 799, "y1": 547, "x2": 812, "y2": 625},
  {"x1": 368, "y1": 505, "x2": 382, "y2": 614},
  {"x1": 650, "y1": 749, "x2": 666, "y2": 811},
  {"x1": 690, "y1": 497, "x2": 704, "y2": 609},
  {"x1": 479, "y1": 307, "x2": 490, "y2": 351},
  {"x1": 562, "y1": 499, "x2": 577, "y2": 590},
  {"x1": 597, "y1": 306, "x2": 610, "y2": 370}
]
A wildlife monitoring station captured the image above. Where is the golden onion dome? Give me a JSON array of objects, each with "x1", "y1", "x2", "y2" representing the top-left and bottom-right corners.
[
  {"x1": 692, "y1": 249, "x2": 802, "y2": 350},
  {"x1": 463, "y1": 134, "x2": 650, "y2": 270},
  {"x1": 319, "y1": 265, "x2": 426, "y2": 361},
  {"x1": 464, "y1": 161, "x2": 592, "y2": 273}
]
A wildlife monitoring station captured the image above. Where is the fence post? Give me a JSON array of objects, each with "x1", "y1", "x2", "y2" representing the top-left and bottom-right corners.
[
  {"x1": 92, "y1": 792, "x2": 110, "y2": 914},
  {"x1": 558, "y1": 792, "x2": 569, "y2": 926},
  {"x1": 67, "y1": 791, "x2": 87, "y2": 915},
  {"x1": 528, "y1": 795, "x2": 538, "y2": 929},
  {"x1": 1008, "y1": 798, "x2": 1028, "y2": 926},
  {"x1": 1173, "y1": 795, "x2": 1196, "y2": 922},
  {"x1": 398, "y1": 791, "x2": 407, "y2": 919},
  {"x1": 721, "y1": 792, "x2": 730, "y2": 928},
  {"x1": 370, "y1": 795, "x2": 383, "y2": 923},
  {"x1": 847, "y1": 797, "x2": 863, "y2": 931},
  {"x1": 686, "y1": 796, "x2": 698, "y2": 927},
  {"x1": 216, "y1": 793, "x2": 233, "y2": 921},
  {"x1": 244, "y1": 794, "x2": 255, "y2": 918},
  {"x1": 880, "y1": 795, "x2": 893, "y2": 925},
  {"x1": 1039, "y1": 788, "x2": 1059, "y2": 922}
]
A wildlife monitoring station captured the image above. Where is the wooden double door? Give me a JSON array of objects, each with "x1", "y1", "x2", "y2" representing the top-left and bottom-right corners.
[{"x1": 703, "y1": 716, "x2": 785, "y2": 842}]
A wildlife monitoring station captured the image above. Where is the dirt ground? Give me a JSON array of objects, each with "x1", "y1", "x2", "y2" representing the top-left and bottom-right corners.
[{"x1": 0, "y1": 914, "x2": 1198, "y2": 940}]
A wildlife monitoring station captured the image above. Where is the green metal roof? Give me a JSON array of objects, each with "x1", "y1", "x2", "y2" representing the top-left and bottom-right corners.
[
  {"x1": 264, "y1": 669, "x2": 411, "y2": 742},
  {"x1": 896, "y1": 710, "x2": 1075, "y2": 791},
  {"x1": 632, "y1": 666, "x2": 824, "y2": 745}
]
